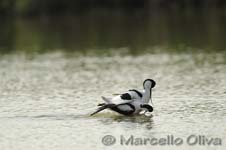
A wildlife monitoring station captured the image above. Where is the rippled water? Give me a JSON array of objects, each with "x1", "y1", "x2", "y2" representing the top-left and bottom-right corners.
[{"x1": 0, "y1": 51, "x2": 225, "y2": 150}]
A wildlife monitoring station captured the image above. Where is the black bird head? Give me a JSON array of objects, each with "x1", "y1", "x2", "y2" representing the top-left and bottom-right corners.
[{"x1": 143, "y1": 79, "x2": 156, "y2": 89}]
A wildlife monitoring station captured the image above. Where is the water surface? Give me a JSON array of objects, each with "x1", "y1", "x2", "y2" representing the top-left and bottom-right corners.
[
  {"x1": 0, "y1": 8, "x2": 226, "y2": 150},
  {"x1": 0, "y1": 51, "x2": 225, "y2": 150}
]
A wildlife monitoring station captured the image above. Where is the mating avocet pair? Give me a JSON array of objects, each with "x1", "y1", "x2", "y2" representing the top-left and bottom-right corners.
[{"x1": 91, "y1": 79, "x2": 156, "y2": 116}]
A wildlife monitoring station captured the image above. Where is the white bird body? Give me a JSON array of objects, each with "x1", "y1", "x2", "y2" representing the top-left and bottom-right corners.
[
  {"x1": 105, "y1": 90, "x2": 143, "y2": 105},
  {"x1": 102, "y1": 96, "x2": 142, "y2": 113},
  {"x1": 90, "y1": 79, "x2": 156, "y2": 116}
]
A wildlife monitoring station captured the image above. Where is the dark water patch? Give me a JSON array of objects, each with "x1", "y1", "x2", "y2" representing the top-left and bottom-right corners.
[{"x1": 1, "y1": 8, "x2": 226, "y2": 54}]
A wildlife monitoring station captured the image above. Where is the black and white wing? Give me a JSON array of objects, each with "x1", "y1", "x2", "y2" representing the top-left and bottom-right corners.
[
  {"x1": 92, "y1": 90, "x2": 143, "y2": 116},
  {"x1": 102, "y1": 90, "x2": 142, "y2": 105}
]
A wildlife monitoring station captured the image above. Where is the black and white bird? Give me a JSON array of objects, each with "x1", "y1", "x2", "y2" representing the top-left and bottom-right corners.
[{"x1": 90, "y1": 79, "x2": 156, "y2": 116}]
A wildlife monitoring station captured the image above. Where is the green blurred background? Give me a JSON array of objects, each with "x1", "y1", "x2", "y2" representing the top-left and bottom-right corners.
[{"x1": 1, "y1": 0, "x2": 226, "y2": 54}]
